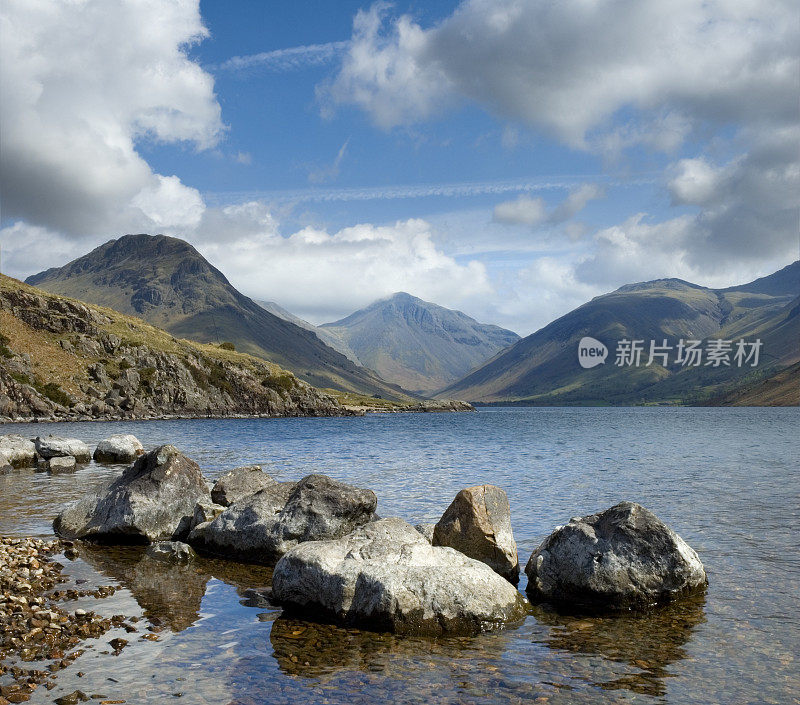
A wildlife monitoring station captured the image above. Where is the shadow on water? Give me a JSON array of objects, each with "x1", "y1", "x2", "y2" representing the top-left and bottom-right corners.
[
  {"x1": 75, "y1": 544, "x2": 273, "y2": 632},
  {"x1": 529, "y1": 591, "x2": 708, "y2": 697}
]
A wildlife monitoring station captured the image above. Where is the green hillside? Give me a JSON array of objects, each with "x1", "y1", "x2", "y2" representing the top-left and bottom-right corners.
[{"x1": 438, "y1": 262, "x2": 799, "y2": 405}]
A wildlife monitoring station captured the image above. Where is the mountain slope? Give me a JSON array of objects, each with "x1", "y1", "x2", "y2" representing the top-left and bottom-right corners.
[
  {"x1": 26, "y1": 234, "x2": 415, "y2": 401},
  {"x1": 320, "y1": 292, "x2": 520, "y2": 394},
  {"x1": 439, "y1": 262, "x2": 799, "y2": 405},
  {"x1": 254, "y1": 299, "x2": 360, "y2": 364},
  {"x1": 0, "y1": 274, "x2": 348, "y2": 421}
]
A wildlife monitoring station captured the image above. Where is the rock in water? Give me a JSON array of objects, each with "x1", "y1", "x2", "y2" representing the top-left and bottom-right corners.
[
  {"x1": 146, "y1": 541, "x2": 196, "y2": 564},
  {"x1": 272, "y1": 517, "x2": 528, "y2": 635},
  {"x1": 0, "y1": 451, "x2": 13, "y2": 474},
  {"x1": 54, "y1": 445, "x2": 209, "y2": 543},
  {"x1": 0, "y1": 434, "x2": 37, "y2": 467},
  {"x1": 93, "y1": 434, "x2": 144, "y2": 463},
  {"x1": 211, "y1": 465, "x2": 275, "y2": 506},
  {"x1": 525, "y1": 501, "x2": 707, "y2": 611},
  {"x1": 192, "y1": 474, "x2": 376, "y2": 563},
  {"x1": 433, "y1": 484, "x2": 519, "y2": 583},
  {"x1": 33, "y1": 435, "x2": 91, "y2": 463},
  {"x1": 46, "y1": 456, "x2": 78, "y2": 474}
]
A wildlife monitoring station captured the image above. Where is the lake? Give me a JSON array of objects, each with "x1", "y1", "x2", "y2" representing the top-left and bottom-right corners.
[{"x1": 1, "y1": 407, "x2": 798, "y2": 704}]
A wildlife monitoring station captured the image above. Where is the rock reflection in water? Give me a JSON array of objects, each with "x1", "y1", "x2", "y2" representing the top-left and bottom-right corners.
[
  {"x1": 530, "y1": 591, "x2": 707, "y2": 697},
  {"x1": 76, "y1": 544, "x2": 272, "y2": 632}
]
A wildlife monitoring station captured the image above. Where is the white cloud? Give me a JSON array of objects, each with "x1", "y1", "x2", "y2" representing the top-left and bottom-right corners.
[
  {"x1": 493, "y1": 183, "x2": 604, "y2": 226},
  {"x1": 193, "y1": 212, "x2": 493, "y2": 323},
  {"x1": 219, "y1": 41, "x2": 349, "y2": 73},
  {"x1": 327, "y1": 0, "x2": 798, "y2": 146},
  {"x1": 492, "y1": 195, "x2": 547, "y2": 226},
  {"x1": 308, "y1": 139, "x2": 350, "y2": 184},
  {"x1": 0, "y1": 0, "x2": 223, "y2": 237}
]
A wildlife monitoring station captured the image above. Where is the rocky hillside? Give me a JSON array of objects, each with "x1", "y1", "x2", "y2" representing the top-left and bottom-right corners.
[
  {"x1": 320, "y1": 293, "x2": 520, "y2": 394},
  {"x1": 26, "y1": 234, "x2": 416, "y2": 402},
  {"x1": 0, "y1": 274, "x2": 351, "y2": 422}
]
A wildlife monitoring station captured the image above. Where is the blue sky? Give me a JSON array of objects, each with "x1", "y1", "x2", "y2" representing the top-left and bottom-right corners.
[{"x1": 1, "y1": 0, "x2": 797, "y2": 334}]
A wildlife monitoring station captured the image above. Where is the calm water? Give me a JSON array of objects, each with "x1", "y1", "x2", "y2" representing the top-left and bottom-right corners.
[{"x1": 1, "y1": 408, "x2": 798, "y2": 704}]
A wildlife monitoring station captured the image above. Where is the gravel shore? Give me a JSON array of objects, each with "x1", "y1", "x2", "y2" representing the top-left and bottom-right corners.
[{"x1": 0, "y1": 537, "x2": 138, "y2": 704}]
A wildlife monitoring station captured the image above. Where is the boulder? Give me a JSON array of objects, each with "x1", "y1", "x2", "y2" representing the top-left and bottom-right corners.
[
  {"x1": 46, "y1": 456, "x2": 78, "y2": 474},
  {"x1": 0, "y1": 451, "x2": 13, "y2": 475},
  {"x1": 525, "y1": 502, "x2": 707, "y2": 611},
  {"x1": 272, "y1": 517, "x2": 529, "y2": 635},
  {"x1": 211, "y1": 465, "x2": 275, "y2": 506},
  {"x1": 146, "y1": 541, "x2": 196, "y2": 564},
  {"x1": 0, "y1": 434, "x2": 37, "y2": 467},
  {"x1": 191, "y1": 474, "x2": 376, "y2": 563},
  {"x1": 433, "y1": 484, "x2": 519, "y2": 583},
  {"x1": 93, "y1": 434, "x2": 144, "y2": 463},
  {"x1": 33, "y1": 435, "x2": 91, "y2": 463},
  {"x1": 54, "y1": 445, "x2": 209, "y2": 543}
]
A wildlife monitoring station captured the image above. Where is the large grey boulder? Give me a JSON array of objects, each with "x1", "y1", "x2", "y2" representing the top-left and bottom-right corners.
[
  {"x1": 191, "y1": 474, "x2": 376, "y2": 563},
  {"x1": 93, "y1": 434, "x2": 144, "y2": 463},
  {"x1": 34, "y1": 435, "x2": 91, "y2": 463},
  {"x1": 525, "y1": 502, "x2": 707, "y2": 611},
  {"x1": 0, "y1": 434, "x2": 37, "y2": 467},
  {"x1": 433, "y1": 484, "x2": 519, "y2": 583},
  {"x1": 272, "y1": 517, "x2": 529, "y2": 635},
  {"x1": 54, "y1": 445, "x2": 209, "y2": 543},
  {"x1": 211, "y1": 465, "x2": 274, "y2": 506}
]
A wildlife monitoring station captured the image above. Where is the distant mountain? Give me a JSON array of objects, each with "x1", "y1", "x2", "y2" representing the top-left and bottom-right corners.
[
  {"x1": 439, "y1": 262, "x2": 799, "y2": 405},
  {"x1": 26, "y1": 234, "x2": 416, "y2": 400},
  {"x1": 320, "y1": 292, "x2": 520, "y2": 394},
  {"x1": 254, "y1": 299, "x2": 360, "y2": 364}
]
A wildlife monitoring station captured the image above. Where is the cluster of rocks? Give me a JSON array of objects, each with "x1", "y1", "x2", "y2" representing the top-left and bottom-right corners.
[
  {"x1": 0, "y1": 537, "x2": 137, "y2": 703},
  {"x1": 0, "y1": 287, "x2": 353, "y2": 423},
  {"x1": 0, "y1": 434, "x2": 143, "y2": 475},
  {"x1": 52, "y1": 445, "x2": 708, "y2": 636}
]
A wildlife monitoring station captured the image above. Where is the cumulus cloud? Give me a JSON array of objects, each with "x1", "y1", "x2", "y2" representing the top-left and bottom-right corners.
[
  {"x1": 326, "y1": 0, "x2": 797, "y2": 146},
  {"x1": 194, "y1": 213, "x2": 493, "y2": 323},
  {"x1": 0, "y1": 0, "x2": 223, "y2": 237}
]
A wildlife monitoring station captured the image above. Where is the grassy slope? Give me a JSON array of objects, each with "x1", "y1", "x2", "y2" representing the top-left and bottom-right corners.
[
  {"x1": 439, "y1": 264, "x2": 799, "y2": 405},
  {"x1": 0, "y1": 273, "x2": 299, "y2": 395}
]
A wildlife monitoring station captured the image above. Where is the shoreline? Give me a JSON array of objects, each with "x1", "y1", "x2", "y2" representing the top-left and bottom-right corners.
[{"x1": 0, "y1": 400, "x2": 475, "y2": 426}]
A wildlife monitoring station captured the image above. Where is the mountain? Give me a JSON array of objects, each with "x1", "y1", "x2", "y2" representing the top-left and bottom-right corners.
[
  {"x1": 319, "y1": 292, "x2": 520, "y2": 394},
  {"x1": 708, "y1": 361, "x2": 799, "y2": 406},
  {"x1": 0, "y1": 274, "x2": 348, "y2": 421},
  {"x1": 439, "y1": 262, "x2": 799, "y2": 405},
  {"x1": 26, "y1": 234, "x2": 415, "y2": 401},
  {"x1": 254, "y1": 299, "x2": 360, "y2": 364}
]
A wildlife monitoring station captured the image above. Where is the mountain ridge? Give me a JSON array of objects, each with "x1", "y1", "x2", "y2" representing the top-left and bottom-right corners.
[
  {"x1": 26, "y1": 234, "x2": 417, "y2": 401},
  {"x1": 439, "y1": 261, "x2": 799, "y2": 405},
  {"x1": 319, "y1": 292, "x2": 520, "y2": 394}
]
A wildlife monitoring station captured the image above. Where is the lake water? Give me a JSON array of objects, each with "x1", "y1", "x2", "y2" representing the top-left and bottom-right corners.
[{"x1": 1, "y1": 407, "x2": 798, "y2": 704}]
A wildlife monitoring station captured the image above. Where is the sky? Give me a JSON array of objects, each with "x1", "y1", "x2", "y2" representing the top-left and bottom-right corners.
[{"x1": 0, "y1": 0, "x2": 797, "y2": 335}]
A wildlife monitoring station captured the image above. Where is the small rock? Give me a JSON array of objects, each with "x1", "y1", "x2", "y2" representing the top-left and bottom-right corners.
[
  {"x1": 145, "y1": 541, "x2": 196, "y2": 564},
  {"x1": 46, "y1": 456, "x2": 78, "y2": 474},
  {"x1": 210, "y1": 465, "x2": 275, "y2": 506},
  {"x1": 33, "y1": 436, "x2": 91, "y2": 463},
  {"x1": 93, "y1": 435, "x2": 144, "y2": 463}
]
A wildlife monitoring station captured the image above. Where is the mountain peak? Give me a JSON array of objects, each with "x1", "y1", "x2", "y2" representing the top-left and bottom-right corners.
[{"x1": 321, "y1": 294, "x2": 519, "y2": 394}]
